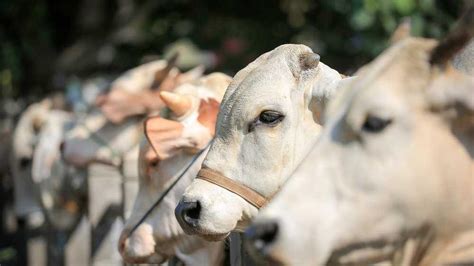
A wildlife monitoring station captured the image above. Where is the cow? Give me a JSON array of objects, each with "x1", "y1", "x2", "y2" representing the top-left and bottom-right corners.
[
  {"x1": 118, "y1": 73, "x2": 231, "y2": 265},
  {"x1": 31, "y1": 110, "x2": 86, "y2": 230},
  {"x1": 10, "y1": 97, "x2": 62, "y2": 227},
  {"x1": 174, "y1": 43, "x2": 351, "y2": 240},
  {"x1": 245, "y1": 10, "x2": 474, "y2": 266},
  {"x1": 95, "y1": 57, "x2": 204, "y2": 124},
  {"x1": 62, "y1": 59, "x2": 203, "y2": 168}
]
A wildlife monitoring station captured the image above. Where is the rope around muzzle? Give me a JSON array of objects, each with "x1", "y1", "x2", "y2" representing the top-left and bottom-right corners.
[
  {"x1": 127, "y1": 142, "x2": 211, "y2": 237},
  {"x1": 196, "y1": 168, "x2": 269, "y2": 209}
]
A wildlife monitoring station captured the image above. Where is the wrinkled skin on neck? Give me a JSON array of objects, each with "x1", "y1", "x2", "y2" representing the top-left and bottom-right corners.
[
  {"x1": 179, "y1": 44, "x2": 345, "y2": 238},
  {"x1": 253, "y1": 38, "x2": 474, "y2": 265},
  {"x1": 119, "y1": 74, "x2": 230, "y2": 265}
]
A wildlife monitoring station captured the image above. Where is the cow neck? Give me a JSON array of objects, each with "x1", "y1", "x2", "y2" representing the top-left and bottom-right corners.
[
  {"x1": 128, "y1": 143, "x2": 210, "y2": 237},
  {"x1": 196, "y1": 167, "x2": 270, "y2": 209}
]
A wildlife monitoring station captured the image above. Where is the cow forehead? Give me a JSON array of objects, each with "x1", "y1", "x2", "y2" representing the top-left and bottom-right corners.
[
  {"x1": 328, "y1": 38, "x2": 436, "y2": 121},
  {"x1": 354, "y1": 38, "x2": 435, "y2": 93},
  {"x1": 236, "y1": 66, "x2": 294, "y2": 100},
  {"x1": 219, "y1": 45, "x2": 314, "y2": 117}
]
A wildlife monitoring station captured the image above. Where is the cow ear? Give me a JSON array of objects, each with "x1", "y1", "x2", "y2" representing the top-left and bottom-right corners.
[
  {"x1": 197, "y1": 98, "x2": 221, "y2": 136},
  {"x1": 430, "y1": 8, "x2": 474, "y2": 68},
  {"x1": 426, "y1": 8, "x2": 474, "y2": 121},
  {"x1": 300, "y1": 52, "x2": 320, "y2": 71},
  {"x1": 144, "y1": 116, "x2": 185, "y2": 161},
  {"x1": 427, "y1": 65, "x2": 474, "y2": 117},
  {"x1": 199, "y1": 73, "x2": 232, "y2": 99},
  {"x1": 427, "y1": 67, "x2": 474, "y2": 155},
  {"x1": 150, "y1": 52, "x2": 180, "y2": 90},
  {"x1": 310, "y1": 71, "x2": 354, "y2": 124},
  {"x1": 390, "y1": 18, "x2": 411, "y2": 44}
]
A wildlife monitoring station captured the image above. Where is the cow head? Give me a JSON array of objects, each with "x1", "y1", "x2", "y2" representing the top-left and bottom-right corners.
[
  {"x1": 62, "y1": 60, "x2": 205, "y2": 169},
  {"x1": 247, "y1": 10, "x2": 474, "y2": 265},
  {"x1": 13, "y1": 99, "x2": 53, "y2": 161},
  {"x1": 96, "y1": 57, "x2": 204, "y2": 124},
  {"x1": 119, "y1": 73, "x2": 230, "y2": 264},
  {"x1": 32, "y1": 110, "x2": 87, "y2": 230},
  {"x1": 176, "y1": 44, "x2": 347, "y2": 240}
]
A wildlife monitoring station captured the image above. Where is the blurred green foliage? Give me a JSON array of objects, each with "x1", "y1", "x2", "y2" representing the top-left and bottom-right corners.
[{"x1": 0, "y1": 0, "x2": 469, "y2": 100}]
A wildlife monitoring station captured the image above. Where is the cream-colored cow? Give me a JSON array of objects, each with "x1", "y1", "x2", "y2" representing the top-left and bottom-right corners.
[
  {"x1": 62, "y1": 59, "x2": 202, "y2": 168},
  {"x1": 247, "y1": 11, "x2": 474, "y2": 265},
  {"x1": 11, "y1": 98, "x2": 58, "y2": 226},
  {"x1": 175, "y1": 44, "x2": 350, "y2": 240},
  {"x1": 96, "y1": 58, "x2": 204, "y2": 124},
  {"x1": 119, "y1": 73, "x2": 231, "y2": 265}
]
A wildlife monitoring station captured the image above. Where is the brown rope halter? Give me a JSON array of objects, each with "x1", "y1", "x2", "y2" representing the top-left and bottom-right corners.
[{"x1": 196, "y1": 167, "x2": 269, "y2": 209}]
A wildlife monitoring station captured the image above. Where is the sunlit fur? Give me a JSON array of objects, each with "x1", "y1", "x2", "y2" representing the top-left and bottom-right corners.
[
  {"x1": 179, "y1": 44, "x2": 350, "y2": 238},
  {"x1": 119, "y1": 73, "x2": 231, "y2": 265},
  {"x1": 254, "y1": 38, "x2": 474, "y2": 265}
]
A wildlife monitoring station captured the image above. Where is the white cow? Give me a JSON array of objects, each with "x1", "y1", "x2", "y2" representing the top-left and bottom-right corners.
[
  {"x1": 32, "y1": 110, "x2": 86, "y2": 230},
  {"x1": 62, "y1": 59, "x2": 203, "y2": 167},
  {"x1": 96, "y1": 58, "x2": 204, "y2": 124},
  {"x1": 175, "y1": 44, "x2": 349, "y2": 240},
  {"x1": 119, "y1": 73, "x2": 231, "y2": 265},
  {"x1": 247, "y1": 12, "x2": 474, "y2": 265},
  {"x1": 11, "y1": 98, "x2": 57, "y2": 227}
]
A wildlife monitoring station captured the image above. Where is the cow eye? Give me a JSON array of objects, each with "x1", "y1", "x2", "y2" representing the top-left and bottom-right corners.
[
  {"x1": 362, "y1": 115, "x2": 392, "y2": 133},
  {"x1": 149, "y1": 158, "x2": 159, "y2": 168},
  {"x1": 259, "y1": 110, "x2": 284, "y2": 125}
]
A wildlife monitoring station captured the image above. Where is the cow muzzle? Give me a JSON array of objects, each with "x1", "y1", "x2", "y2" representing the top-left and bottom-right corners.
[
  {"x1": 245, "y1": 219, "x2": 280, "y2": 259},
  {"x1": 118, "y1": 225, "x2": 166, "y2": 264},
  {"x1": 175, "y1": 167, "x2": 271, "y2": 237}
]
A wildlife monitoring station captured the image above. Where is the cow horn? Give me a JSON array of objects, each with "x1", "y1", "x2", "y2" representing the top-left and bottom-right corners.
[
  {"x1": 159, "y1": 91, "x2": 192, "y2": 117},
  {"x1": 300, "y1": 53, "x2": 320, "y2": 70},
  {"x1": 430, "y1": 7, "x2": 474, "y2": 67},
  {"x1": 150, "y1": 52, "x2": 180, "y2": 91}
]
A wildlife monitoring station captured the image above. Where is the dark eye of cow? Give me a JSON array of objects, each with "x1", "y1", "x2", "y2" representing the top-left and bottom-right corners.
[
  {"x1": 248, "y1": 110, "x2": 285, "y2": 132},
  {"x1": 362, "y1": 115, "x2": 392, "y2": 133},
  {"x1": 19, "y1": 157, "x2": 32, "y2": 169},
  {"x1": 259, "y1": 110, "x2": 284, "y2": 125}
]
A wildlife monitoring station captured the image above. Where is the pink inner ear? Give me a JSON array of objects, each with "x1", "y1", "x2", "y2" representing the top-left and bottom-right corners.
[
  {"x1": 144, "y1": 116, "x2": 184, "y2": 160},
  {"x1": 197, "y1": 98, "x2": 220, "y2": 136}
]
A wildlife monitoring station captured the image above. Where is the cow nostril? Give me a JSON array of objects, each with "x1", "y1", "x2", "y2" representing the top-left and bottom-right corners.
[
  {"x1": 245, "y1": 220, "x2": 279, "y2": 253},
  {"x1": 184, "y1": 201, "x2": 201, "y2": 222},
  {"x1": 185, "y1": 200, "x2": 201, "y2": 220},
  {"x1": 176, "y1": 200, "x2": 201, "y2": 228}
]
